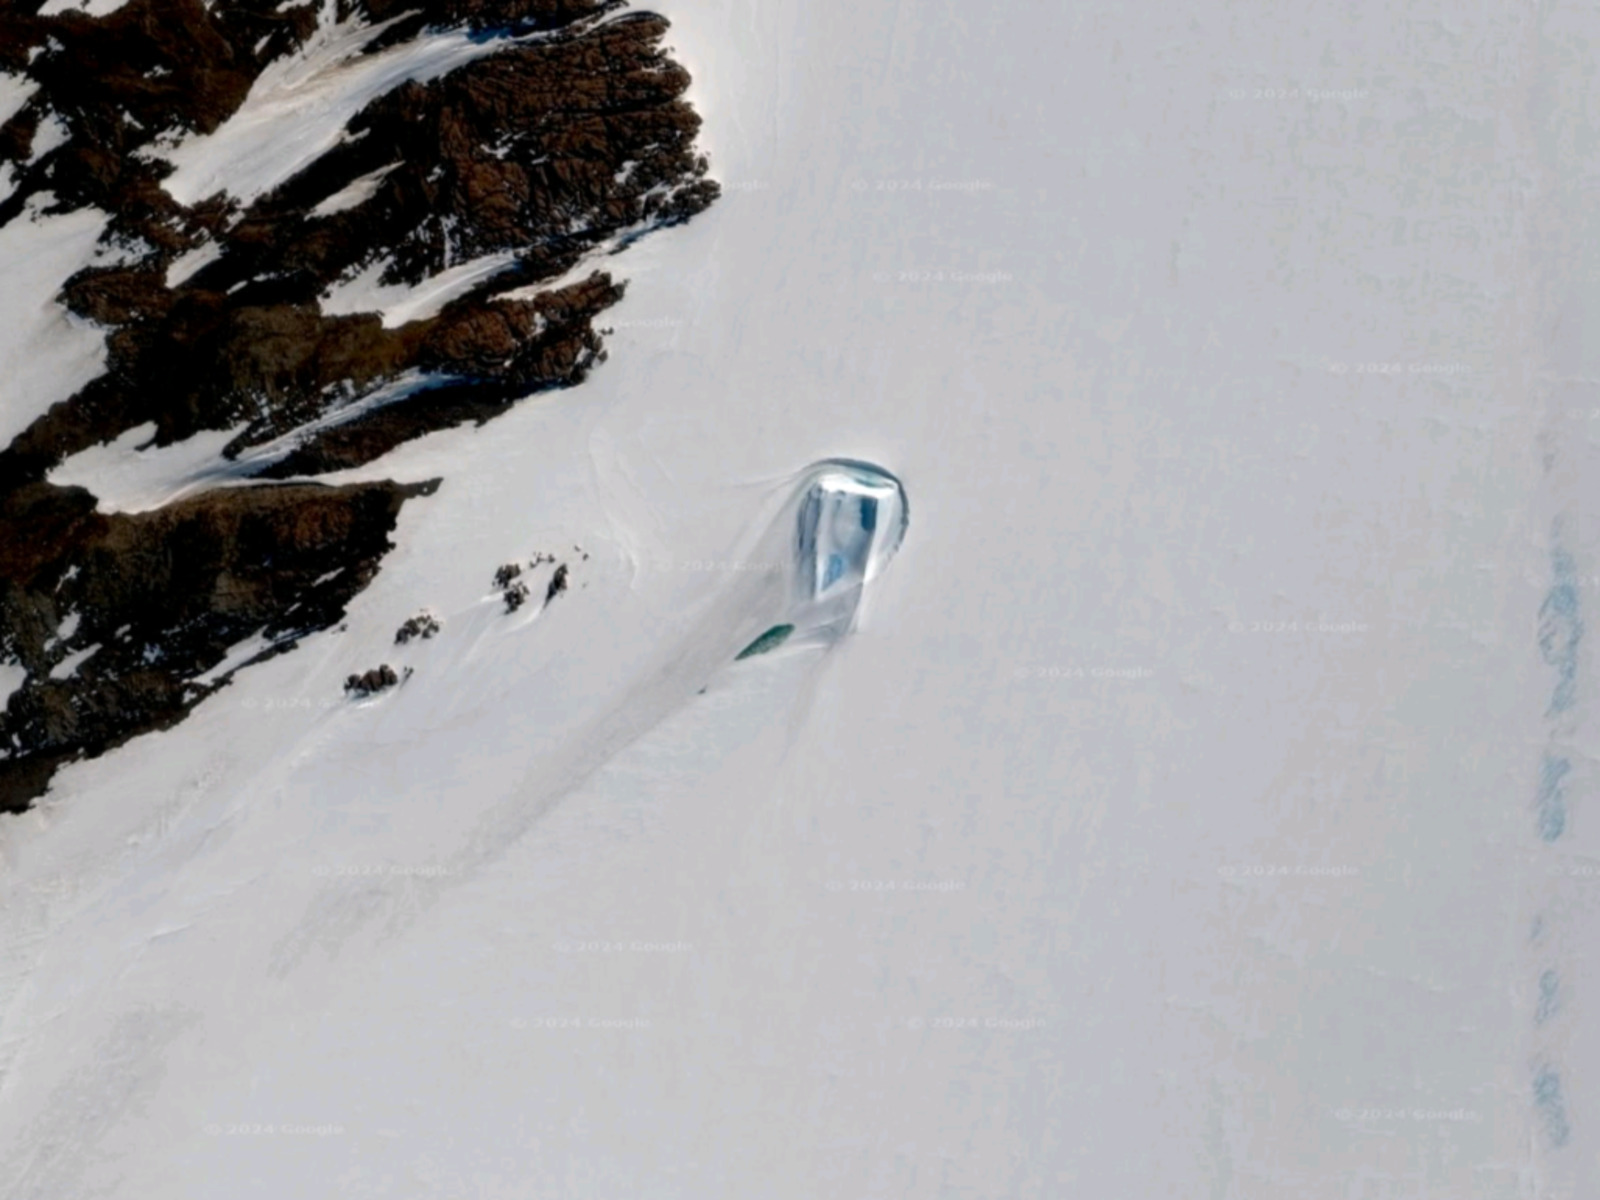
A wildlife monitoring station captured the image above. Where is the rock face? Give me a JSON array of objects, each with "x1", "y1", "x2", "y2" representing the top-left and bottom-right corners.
[
  {"x1": 0, "y1": 0, "x2": 718, "y2": 807},
  {"x1": 0, "y1": 478, "x2": 436, "y2": 810}
]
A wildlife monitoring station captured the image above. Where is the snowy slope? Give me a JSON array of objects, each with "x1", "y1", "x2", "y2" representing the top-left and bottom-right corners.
[
  {"x1": 0, "y1": 197, "x2": 108, "y2": 450},
  {"x1": 1, "y1": 0, "x2": 1598, "y2": 1197}
]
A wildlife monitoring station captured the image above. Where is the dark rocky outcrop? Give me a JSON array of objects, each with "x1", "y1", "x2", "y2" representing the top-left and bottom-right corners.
[
  {"x1": 491, "y1": 561, "x2": 527, "y2": 611},
  {"x1": 503, "y1": 579, "x2": 532, "y2": 613},
  {"x1": 0, "y1": 0, "x2": 716, "y2": 807},
  {"x1": 544, "y1": 562, "x2": 569, "y2": 603},
  {"x1": 394, "y1": 612, "x2": 441, "y2": 645},
  {"x1": 0, "y1": 2, "x2": 714, "y2": 485},
  {"x1": 0, "y1": 478, "x2": 437, "y2": 811}
]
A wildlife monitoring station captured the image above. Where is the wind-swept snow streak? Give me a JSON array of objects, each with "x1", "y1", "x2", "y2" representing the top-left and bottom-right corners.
[
  {"x1": 154, "y1": 13, "x2": 491, "y2": 208},
  {"x1": 467, "y1": 459, "x2": 907, "y2": 856},
  {"x1": 270, "y1": 460, "x2": 907, "y2": 970}
]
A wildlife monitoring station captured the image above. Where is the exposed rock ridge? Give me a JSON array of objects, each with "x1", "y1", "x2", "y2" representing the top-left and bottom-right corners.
[{"x1": 0, "y1": 0, "x2": 718, "y2": 808}]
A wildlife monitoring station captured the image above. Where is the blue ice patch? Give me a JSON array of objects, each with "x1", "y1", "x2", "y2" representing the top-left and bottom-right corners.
[
  {"x1": 1536, "y1": 970, "x2": 1560, "y2": 1025},
  {"x1": 823, "y1": 553, "x2": 846, "y2": 590},
  {"x1": 1536, "y1": 754, "x2": 1570, "y2": 842},
  {"x1": 1534, "y1": 1067, "x2": 1571, "y2": 1148},
  {"x1": 1540, "y1": 544, "x2": 1583, "y2": 716}
]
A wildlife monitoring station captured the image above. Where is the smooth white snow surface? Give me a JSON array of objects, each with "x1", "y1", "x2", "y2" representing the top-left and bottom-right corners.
[
  {"x1": 163, "y1": 239, "x2": 223, "y2": 288},
  {"x1": 308, "y1": 160, "x2": 400, "y2": 217},
  {"x1": 1, "y1": 0, "x2": 1598, "y2": 1197},
  {"x1": 25, "y1": 112, "x2": 70, "y2": 164},
  {"x1": 192, "y1": 628, "x2": 286, "y2": 687},
  {"x1": 0, "y1": 72, "x2": 36, "y2": 129},
  {"x1": 0, "y1": 662, "x2": 24, "y2": 710},
  {"x1": 51, "y1": 612, "x2": 80, "y2": 644},
  {"x1": 37, "y1": 0, "x2": 131, "y2": 16},
  {"x1": 46, "y1": 644, "x2": 99, "y2": 681},
  {"x1": 45, "y1": 422, "x2": 245, "y2": 514},
  {"x1": 319, "y1": 248, "x2": 522, "y2": 327},
  {"x1": 0, "y1": 196, "x2": 108, "y2": 450}
]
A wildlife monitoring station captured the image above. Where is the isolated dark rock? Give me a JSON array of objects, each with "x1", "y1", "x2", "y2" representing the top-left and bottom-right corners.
[{"x1": 545, "y1": 563, "x2": 569, "y2": 604}]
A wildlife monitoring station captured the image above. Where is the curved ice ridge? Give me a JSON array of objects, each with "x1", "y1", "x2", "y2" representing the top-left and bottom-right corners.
[{"x1": 736, "y1": 458, "x2": 909, "y2": 659}]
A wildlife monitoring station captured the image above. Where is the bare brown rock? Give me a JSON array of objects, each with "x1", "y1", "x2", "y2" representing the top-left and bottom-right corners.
[
  {"x1": 0, "y1": 479, "x2": 437, "y2": 812},
  {"x1": 0, "y1": 3, "x2": 714, "y2": 486},
  {"x1": 0, "y1": 0, "x2": 716, "y2": 808}
]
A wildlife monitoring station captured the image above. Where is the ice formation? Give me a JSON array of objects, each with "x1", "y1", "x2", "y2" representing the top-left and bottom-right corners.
[{"x1": 735, "y1": 458, "x2": 909, "y2": 659}]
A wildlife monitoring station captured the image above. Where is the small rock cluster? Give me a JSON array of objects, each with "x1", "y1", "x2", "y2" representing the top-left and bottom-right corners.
[
  {"x1": 344, "y1": 664, "x2": 412, "y2": 698},
  {"x1": 494, "y1": 563, "x2": 531, "y2": 613},
  {"x1": 495, "y1": 551, "x2": 577, "y2": 614},
  {"x1": 394, "y1": 612, "x2": 441, "y2": 645}
]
